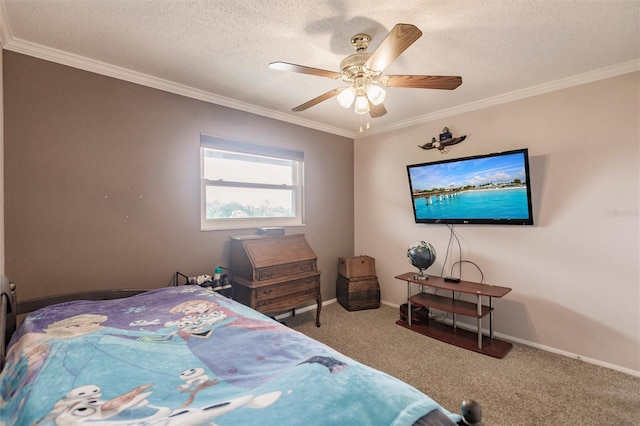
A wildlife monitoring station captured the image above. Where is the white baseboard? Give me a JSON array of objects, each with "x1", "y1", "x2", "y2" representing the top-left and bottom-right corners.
[
  {"x1": 276, "y1": 299, "x2": 639, "y2": 377},
  {"x1": 380, "y1": 301, "x2": 639, "y2": 377},
  {"x1": 273, "y1": 298, "x2": 337, "y2": 320}
]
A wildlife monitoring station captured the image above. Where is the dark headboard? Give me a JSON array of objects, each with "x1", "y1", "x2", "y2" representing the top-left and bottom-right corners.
[
  {"x1": 0, "y1": 276, "x2": 17, "y2": 368},
  {"x1": 0, "y1": 278, "x2": 148, "y2": 370}
]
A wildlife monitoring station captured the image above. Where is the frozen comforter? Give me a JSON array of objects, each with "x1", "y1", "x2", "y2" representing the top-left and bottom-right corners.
[{"x1": 0, "y1": 286, "x2": 461, "y2": 425}]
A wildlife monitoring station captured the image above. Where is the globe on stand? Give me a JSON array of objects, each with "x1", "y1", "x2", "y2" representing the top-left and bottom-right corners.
[{"x1": 407, "y1": 241, "x2": 436, "y2": 280}]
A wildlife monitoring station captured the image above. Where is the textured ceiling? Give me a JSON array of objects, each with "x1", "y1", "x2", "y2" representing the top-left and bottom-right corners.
[{"x1": 1, "y1": 0, "x2": 639, "y2": 138}]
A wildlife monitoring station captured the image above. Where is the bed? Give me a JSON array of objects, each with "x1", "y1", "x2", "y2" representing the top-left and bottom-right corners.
[{"x1": 0, "y1": 276, "x2": 480, "y2": 425}]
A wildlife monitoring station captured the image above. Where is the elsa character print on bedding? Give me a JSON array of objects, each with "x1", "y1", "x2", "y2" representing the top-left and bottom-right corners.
[{"x1": 0, "y1": 286, "x2": 462, "y2": 425}]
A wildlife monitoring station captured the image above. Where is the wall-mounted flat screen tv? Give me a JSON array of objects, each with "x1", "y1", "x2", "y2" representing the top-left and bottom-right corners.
[{"x1": 407, "y1": 148, "x2": 534, "y2": 225}]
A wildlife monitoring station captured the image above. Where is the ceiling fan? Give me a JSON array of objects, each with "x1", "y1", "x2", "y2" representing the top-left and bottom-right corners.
[{"x1": 269, "y1": 23, "x2": 462, "y2": 119}]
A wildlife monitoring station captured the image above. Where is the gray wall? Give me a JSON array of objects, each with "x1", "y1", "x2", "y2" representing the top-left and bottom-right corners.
[{"x1": 3, "y1": 51, "x2": 354, "y2": 301}]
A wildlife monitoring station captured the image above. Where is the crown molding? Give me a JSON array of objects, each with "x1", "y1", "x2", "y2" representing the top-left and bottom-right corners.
[
  {"x1": 2, "y1": 35, "x2": 356, "y2": 139},
  {"x1": 1, "y1": 28, "x2": 636, "y2": 141},
  {"x1": 360, "y1": 59, "x2": 640, "y2": 138},
  {"x1": 0, "y1": 1, "x2": 11, "y2": 48}
]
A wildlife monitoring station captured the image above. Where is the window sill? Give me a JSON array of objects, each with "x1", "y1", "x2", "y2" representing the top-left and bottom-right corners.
[{"x1": 200, "y1": 219, "x2": 305, "y2": 232}]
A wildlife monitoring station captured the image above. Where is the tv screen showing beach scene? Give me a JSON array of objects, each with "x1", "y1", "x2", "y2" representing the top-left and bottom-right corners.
[{"x1": 407, "y1": 148, "x2": 534, "y2": 225}]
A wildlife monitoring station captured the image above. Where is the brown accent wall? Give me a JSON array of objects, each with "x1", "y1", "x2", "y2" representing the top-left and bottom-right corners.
[{"x1": 3, "y1": 51, "x2": 354, "y2": 301}]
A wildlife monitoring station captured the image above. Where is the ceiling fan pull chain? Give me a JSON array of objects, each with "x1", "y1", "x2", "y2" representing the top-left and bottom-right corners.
[{"x1": 358, "y1": 116, "x2": 371, "y2": 133}]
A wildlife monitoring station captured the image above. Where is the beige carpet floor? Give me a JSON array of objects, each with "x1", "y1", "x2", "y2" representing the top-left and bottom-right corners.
[{"x1": 286, "y1": 302, "x2": 640, "y2": 425}]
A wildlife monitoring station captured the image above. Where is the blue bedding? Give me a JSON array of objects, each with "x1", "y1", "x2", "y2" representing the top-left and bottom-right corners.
[{"x1": 0, "y1": 286, "x2": 461, "y2": 425}]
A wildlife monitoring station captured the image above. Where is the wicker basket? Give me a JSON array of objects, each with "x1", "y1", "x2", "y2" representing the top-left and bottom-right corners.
[{"x1": 336, "y1": 275, "x2": 380, "y2": 311}]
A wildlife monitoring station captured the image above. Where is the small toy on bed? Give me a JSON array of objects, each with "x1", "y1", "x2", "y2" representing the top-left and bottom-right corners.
[{"x1": 188, "y1": 275, "x2": 213, "y2": 286}]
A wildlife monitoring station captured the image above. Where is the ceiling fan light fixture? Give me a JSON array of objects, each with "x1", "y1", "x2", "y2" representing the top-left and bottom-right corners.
[
  {"x1": 270, "y1": 24, "x2": 462, "y2": 122},
  {"x1": 366, "y1": 84, "x2": 386, "y2": 106},
  {"x1": 336, "y1": 86, "x2": 356, "y2": 108},
  {"x1": 354, "y1": 95, "x2": 370, "y2": 114}
]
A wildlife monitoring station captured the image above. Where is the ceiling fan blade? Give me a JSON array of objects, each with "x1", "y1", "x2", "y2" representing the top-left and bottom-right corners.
[
  {"x1": 291, "y1": 88, "x2": 344, "y2": 112},
  {"x1": 369, "y1": 102, "x2": 387, "y2": 118},
  {"x1": 364, "y1": 23, "x2": 422, "y2": 73},
  {"x1": 384, "y1": 75, "x2": 462, "y2": 90},
  {"x1": 269, "y1": 62, "x2": 341, "y2": 79}
]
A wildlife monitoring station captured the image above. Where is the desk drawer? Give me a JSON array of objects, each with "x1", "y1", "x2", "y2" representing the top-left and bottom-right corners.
[
  {"x1": 256, "y1": 261, "x2": 317, "y2": 281},
  {"x1": 255, "y1": 274, "x2": 319, "y2": 300},
  {"x1": 256, "y1": 287, "x2": 320, "y2": 312}
]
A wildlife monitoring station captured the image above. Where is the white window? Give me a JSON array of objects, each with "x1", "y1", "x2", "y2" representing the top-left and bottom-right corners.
[{"x1": 200, "y1": 135, "x2": 304, "y2": 231}]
